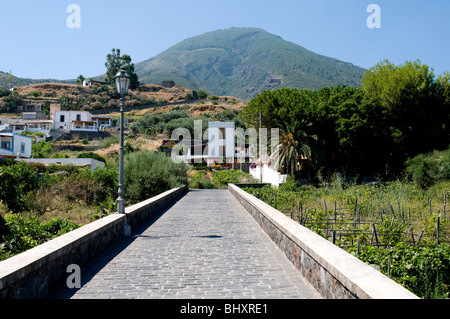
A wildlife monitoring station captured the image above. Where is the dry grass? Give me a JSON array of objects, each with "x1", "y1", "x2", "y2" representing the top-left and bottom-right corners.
[
  {"x1": 0, "y1": 197, "x2": 94, "y2": 226},
  {"x1": 38, "y1": 202, "x2": 94, "y2": 226}
]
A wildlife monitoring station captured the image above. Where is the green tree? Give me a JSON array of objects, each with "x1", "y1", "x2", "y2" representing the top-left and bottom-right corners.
[
  {"x1": 362, "y1": 60, "x2": 449, "y2": 170},
  {"x1": 274, "y1": 118, "x2": 318, "y2": 176},
  {"x1": 104, "y1": 48, "x2": 139, "y2": 87},
  {"x1": 76, "y1": 75, "x2": 85, "y2": 85},
  {"x1": 239, "y1": 88, "x2": 316, "y2": 130},
  {"x1": 313, "y1": 86, "x2": 388, "y2": 177},
  {"x1": 2, "y1": 91, "x2": 21, "y2": 112}
]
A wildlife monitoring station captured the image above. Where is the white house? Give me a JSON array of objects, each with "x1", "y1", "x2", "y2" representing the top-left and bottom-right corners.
[
  {"x1": 92, "y1": 115, "x2": 113, "y2": 129},
  {"x1": 0, "y1": 118, "x2": 53, "y2": 137},
  {"x1": 82, "y1": 79, "x2": 92, "y2": 87},
  {"x1": 54, "y1": 111, "x2": 98, "y2": 132},
  {"x1": 0, "y1": 133, "x2": 33, "y2": 158},
  {"x1": 170, "y1": 122, "x2": 256, "y2": 167},
  {"x1": 207, "y1": 122, "x2": 236, "y2": 166}
]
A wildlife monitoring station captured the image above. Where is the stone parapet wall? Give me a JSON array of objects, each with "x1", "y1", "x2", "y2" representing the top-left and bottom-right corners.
[
  {"x1": 0, "y1": 186, "x2": 187, "y2": 299},
  {"x1": 228, "y1": 183, "x2": 419, "y2": 299},
  {"x1": 0, "y1": 214, "x2": 125, "y2": 299}
]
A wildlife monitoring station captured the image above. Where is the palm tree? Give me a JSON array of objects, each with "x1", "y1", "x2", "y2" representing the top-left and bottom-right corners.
[{"x1": 273, "y1": 118, "x2": 318, "y2": 176}]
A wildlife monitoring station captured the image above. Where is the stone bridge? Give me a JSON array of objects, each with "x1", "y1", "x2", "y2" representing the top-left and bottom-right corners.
[{"x1": 0, "y1": 185, "x2": 418, "y2": 300}]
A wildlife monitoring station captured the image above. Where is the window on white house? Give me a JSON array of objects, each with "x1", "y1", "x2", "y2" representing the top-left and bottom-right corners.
[{"x1": 1, "y1": 141, "x2": 11, "y2": 150}]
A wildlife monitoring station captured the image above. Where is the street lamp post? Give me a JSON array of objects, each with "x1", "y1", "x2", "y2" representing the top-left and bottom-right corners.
[{"x1": 115, "y1": 68, "x2": 131, "y2": 236}]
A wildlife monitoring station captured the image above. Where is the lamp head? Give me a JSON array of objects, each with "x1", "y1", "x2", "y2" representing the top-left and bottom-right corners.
[{"x1": 114, "y1": 69, "x2": 131, "y2": 95}]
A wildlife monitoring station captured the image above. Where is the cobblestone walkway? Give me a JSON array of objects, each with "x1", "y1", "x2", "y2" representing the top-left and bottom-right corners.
[{"x1": 51, "y1": 189, "x2": 321, "y2": 299}]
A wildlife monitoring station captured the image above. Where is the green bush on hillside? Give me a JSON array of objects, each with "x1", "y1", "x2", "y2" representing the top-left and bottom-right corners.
[
  {"x1": 211, "y1": 170, "x2": 256, "y2": 187},
  {"x1": 130, "y1": 110, "x2": 190, "y2": 136},
  {"x1": 0, "y1": 215, "x2": 80, "y2": 261},
  {"x1": 77, "y1": 152, "x2": 106, "y2": 164},
  {"x1": 124, "y1": 150, "x2": 188, "y2": 203},
  {"x1": 32, "y1": 140, "x2": 53, "y2": 158},
  {"x1": 0, "y1": 162, "x2": 41, "y2": 214},
  {"x1": 405, "y1": 147, "x2": 450, "y2": 189}
]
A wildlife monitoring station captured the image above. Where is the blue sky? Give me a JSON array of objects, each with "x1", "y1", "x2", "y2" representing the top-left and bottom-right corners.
[{"x1": 1, "y1": 0, "x2": 449, "y2": 80}]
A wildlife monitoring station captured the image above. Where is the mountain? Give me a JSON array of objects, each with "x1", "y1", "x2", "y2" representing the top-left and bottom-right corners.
[
  {"x1": 135, "y1": 27, "x2": 366, "y2": 100},
  {"x1": 0, "y1": 71, "x2": 75, "y2": 89}
]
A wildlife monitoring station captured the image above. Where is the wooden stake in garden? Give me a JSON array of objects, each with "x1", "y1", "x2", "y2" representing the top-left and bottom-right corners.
[
  {"x1": 334, "y1": 200, "x2": 337, "y2": 222},
  {"x1": 417, "y1": 229, "x2": 424, "y2": 244},
  {"x1": 437, "y1": 216, "x2": 440, "y2": 244},
  {"x1": 372, "y1": 223, "x2": 379, "y2": 246},
  {"x1": 444, "y1": 194, "x2": 447, "y2": 219},
  {"x1": 410, "y1": 226, "x2": 415, "y2": 245}
]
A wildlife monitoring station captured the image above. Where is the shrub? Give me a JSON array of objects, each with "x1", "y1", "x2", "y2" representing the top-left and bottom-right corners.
[
  {"x1": 207, "y1": 95, "x2": 219, "y2": 101},
  {"x1": 162, "y1": 117, "x2": 209, "y2": 137},
  {"x1": 0, "y1": 89, "x2": 11, "y2": 98},
  {"x1": 29, "y1": 90, "x2": 42, "y2": 97},
  {"x1": 189, "y1": 177, "x2": 215, "y2": 189},
  {"x1": 32, "y1": 140, "x2": 53, "y2": 158},
  {"x1": 405, "y1": 147, "x2": 450, "y2": 189},
  {"x1": 124, "y1": 150, "x2": 188, "y2": 203},
  {"x1": 0, "y1": 162, "x2": 40, "y2": 213},
  {"x1": 349, "y1": 243, "x2": 450, "y2": 299},
  {"x1": 211, "y1": 170, "x2": 256, "y2": 187},
  {"x1": 98, "y1": 135, "x2": 120, "y2": 148},
  {"x1": 130, "y1": 110, "x2": 191, "y2": 136},
  {"x1": 77, "y1": 152, "x2": 106, "y2": 163},
  {"x1": 56, "y1": 167, "x2": 117, "y2": 206},
  {"x1": 196, "y1": 89, "x2": 209, "y2": 99},
  {"x1": 0, "y1": 215, "x2": 80, "y2": 260}
]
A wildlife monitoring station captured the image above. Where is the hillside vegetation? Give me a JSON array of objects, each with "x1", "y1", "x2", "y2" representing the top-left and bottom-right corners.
[
  {"x1": 135, "y1": 27, "x2": 366, "y2": 100},
  {"x1": 0, "y1": 82, "x2": 246, "y2": 116},
  {"x1": 0, "y1": 71, "x2": 74, "y2": 89}
]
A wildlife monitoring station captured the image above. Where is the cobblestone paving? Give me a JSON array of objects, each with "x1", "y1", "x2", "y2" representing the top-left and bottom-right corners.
[{"x1": 51, "y1": 189, "x2": 321, "y2": 299}]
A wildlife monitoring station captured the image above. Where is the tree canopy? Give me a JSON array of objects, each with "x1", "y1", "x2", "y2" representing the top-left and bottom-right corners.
[
  {"x1": 239, "y1": 60, "x2": 450, "y2": 180},
  {"x1": 105, "y1": 48, "x2": 139, "y2": 87}
]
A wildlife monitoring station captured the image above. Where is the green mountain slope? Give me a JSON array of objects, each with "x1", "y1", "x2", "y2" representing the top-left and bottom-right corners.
[
  {"x1": 0, "y1": 71, "x2": 75, "y2": 89},
  {"x1": 135, "y1": 27, "x2": 366, "y2": 100}
]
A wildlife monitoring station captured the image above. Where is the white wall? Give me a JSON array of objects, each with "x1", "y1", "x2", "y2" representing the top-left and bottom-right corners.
[
  {"x1": 21, "y1": 158, "x2": 105, "y2": 171},
  {"x1": 250, "y1": 164, "x2": 287, "y2": 187},
  {"x1": 0, "y1": 133, "x2": 32, "y2": 158},
  {"x1": 207, "y1": 122, "x2": 235, "y2": 165},
  {"x1": 54, "y1": 111, "x2": 92, "y2": 131},
  {"x1": 14, "y1": 134, "x2": 32, "y2": 158}
]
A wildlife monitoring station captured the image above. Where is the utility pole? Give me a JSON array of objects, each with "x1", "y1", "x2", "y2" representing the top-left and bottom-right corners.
[{"x1": 259, "y1": 112, "x2": 262, "y2": 183}]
